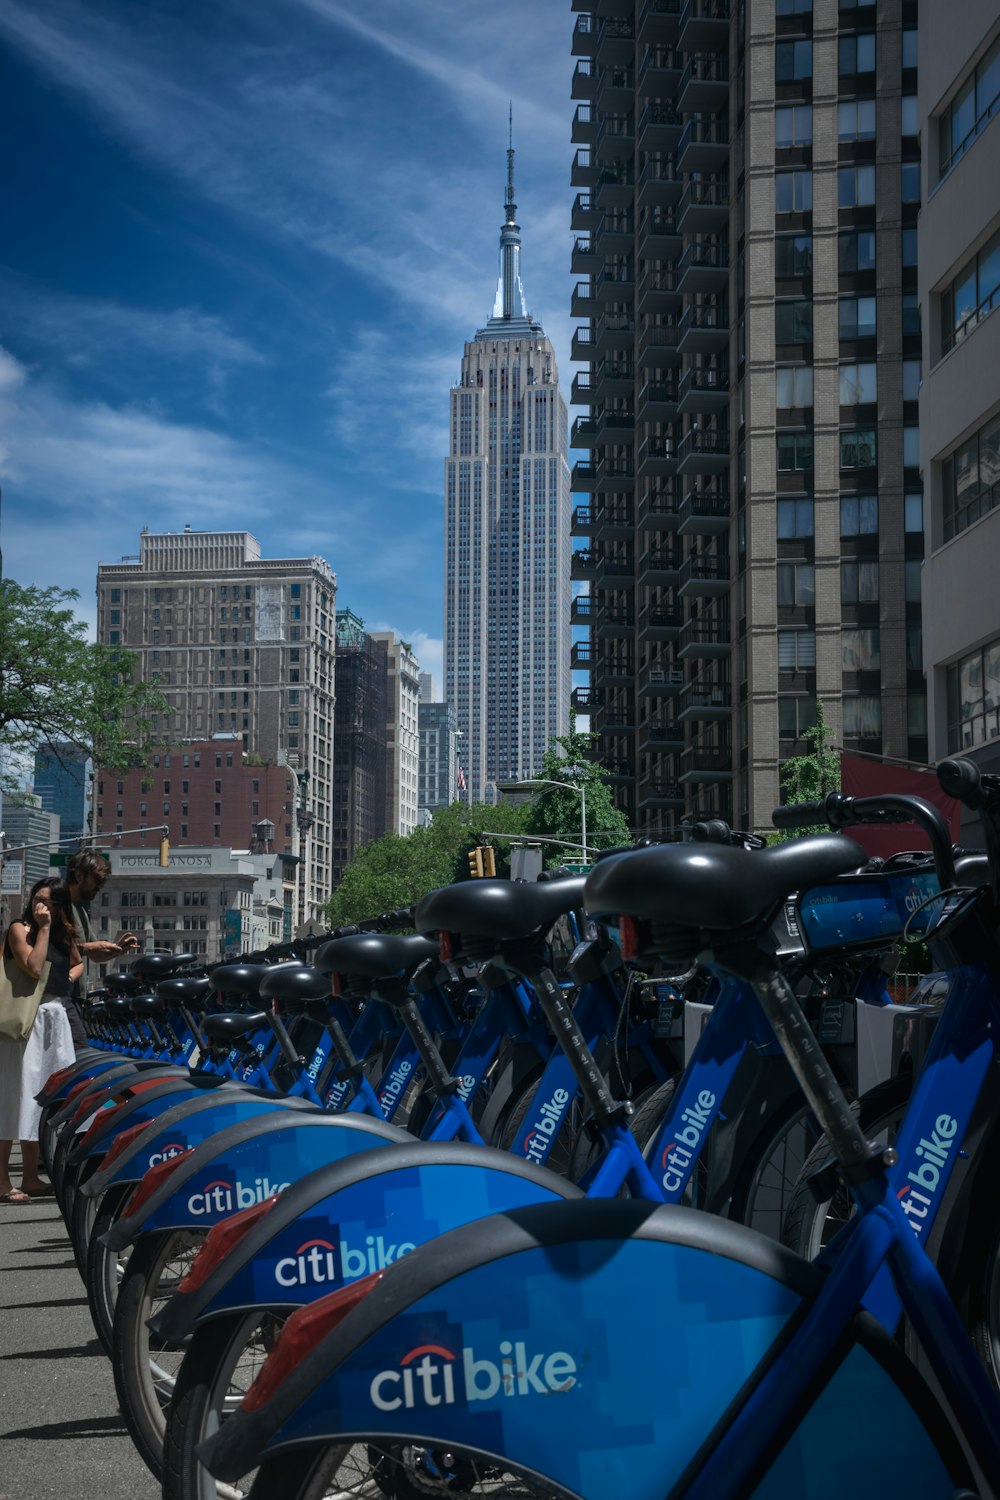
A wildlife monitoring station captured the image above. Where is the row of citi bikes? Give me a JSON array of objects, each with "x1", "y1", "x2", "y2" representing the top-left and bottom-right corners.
[{"x1": 37, "y1": 757, "x2": 1000, "y2": 1499}]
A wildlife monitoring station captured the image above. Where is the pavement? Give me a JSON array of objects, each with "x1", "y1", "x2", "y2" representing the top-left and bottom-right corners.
[{"x1": 0, "y1": 1148, "x2": 159, "y2": 1500}]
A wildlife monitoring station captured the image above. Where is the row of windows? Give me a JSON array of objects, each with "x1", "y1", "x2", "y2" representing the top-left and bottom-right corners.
[
  {"x1": 941, "y1": 226, "x2": 1000, "y2": 355},
  {"x1": 938, "y1": 33, "x2": 1000, "y2": 177},
  {"x1": 942, "y1": 410, "x2": 1000, "y2": 541},
  {"x1": 776, "y1": 97, "x2": 917, "y2": 148},
  {"x1": 776, "y1": 559, "x2": 923, "y2": 607},
  {"x1": 775, "y1": 293, "x2": 921, "y2": 343},
  {"x1": 775, "y1": 30, "x2": 917, "y2": 82},
  {"x1": 776, "y1": 494, "x2": 923, "y2": 539},
  {"x1": 948, "y1": 636, "x2": 1000, "y2": 752},
  {"x1": 775, "y1": 163, "x2": 919, "y2": 213},
  {"x1": 776, "y1": 426, "x2": 920, "y2": 471},
  {"x1": 777, "y1": 626, "x2": 907, "y2": 675}
]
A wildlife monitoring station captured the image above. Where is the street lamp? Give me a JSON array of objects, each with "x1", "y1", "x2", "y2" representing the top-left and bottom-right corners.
[{"x1": 497, "y1": 777, "x2": 588, "y2": 861}]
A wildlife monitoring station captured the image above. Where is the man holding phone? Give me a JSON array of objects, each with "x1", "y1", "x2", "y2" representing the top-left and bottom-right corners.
[{"x1": 65, "y1": 850, "x2": 139, "y2": 1046}]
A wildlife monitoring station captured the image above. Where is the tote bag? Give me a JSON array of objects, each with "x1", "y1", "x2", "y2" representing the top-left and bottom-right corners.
[{"x1": 0, "y1": 934, "x2": 51, "y2": 1044}]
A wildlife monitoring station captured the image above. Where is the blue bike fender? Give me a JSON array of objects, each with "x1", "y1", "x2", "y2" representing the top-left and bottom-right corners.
[
  {"x1": 101, "y1": 1112, "x2": 409, "y2": 1251},
  {"x1": 67, "y1": 1078, "x2": 235, "y2": 1166},
  {"x1": 52, "y1": 1063, "x2": 190, "y2": 1133},
  {"x1": 152, "y1": 1145, "x2": 582, "y2": 1343},
  {"x1": 37, "y1": 1055, "x2": 140, "y2": 1107}
]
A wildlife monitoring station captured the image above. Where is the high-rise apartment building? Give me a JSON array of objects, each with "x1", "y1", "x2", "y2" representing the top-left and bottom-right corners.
[
  {"x1": 571, "y1": 0, "x2": 922, "y2": 833},
  {"x1": 444, "y1": 141, "x2": 572, "y2": 803},
  {"x1": 418, "y1": 673, "x2": 459, "y2": 821},
  {"x1": 96, "y1": 529, "x2": 336, "y2": 919},
  {"x1": 371, "y1": 632, "x2": 421, "y2": 836},
  {"x1": 331, "y1": 610, "x2": 389, "y2": 886},
  {"x1": 33, "y1": 742, "x2": 91, "y2": 843},
  {"x1": 919, "y1": 5, "x2": 1000, "y2": 842}
]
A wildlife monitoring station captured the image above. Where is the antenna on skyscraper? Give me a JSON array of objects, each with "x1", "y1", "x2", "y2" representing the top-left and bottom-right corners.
[{"x1": 506, "y1": 103, "x2": 516, "y2": 224}]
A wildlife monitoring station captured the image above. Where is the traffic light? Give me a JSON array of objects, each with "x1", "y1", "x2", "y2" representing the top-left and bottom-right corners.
[
  {"x1": 158, "y1": 834, "x2": 170, "y2": 868},
  {"x1": 481, "y1": 845, "x2": 496, "y2": 878},
  {"x1": 467, "y1": 847, "x2": 484, "y2": 879}
]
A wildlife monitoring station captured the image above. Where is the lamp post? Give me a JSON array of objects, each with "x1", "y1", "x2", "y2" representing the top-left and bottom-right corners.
[{"x1": 497, "y1": 777, "x2": 588, "y2": 861}]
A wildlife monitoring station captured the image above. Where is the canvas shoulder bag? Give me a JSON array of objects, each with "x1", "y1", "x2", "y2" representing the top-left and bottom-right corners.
[{"x1": 0, "y1": 929, "x2": 51, "y2": 1044}]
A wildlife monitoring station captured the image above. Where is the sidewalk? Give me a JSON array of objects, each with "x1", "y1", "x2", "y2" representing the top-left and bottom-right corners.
[{"x1": 0, "y1": 1150, "x2": 159, "y2": 1500}]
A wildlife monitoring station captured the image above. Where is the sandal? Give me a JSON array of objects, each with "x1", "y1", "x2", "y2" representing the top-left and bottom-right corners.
[{"x1": 0, "y1": 1189, "x2": 31, "y2": 1204}]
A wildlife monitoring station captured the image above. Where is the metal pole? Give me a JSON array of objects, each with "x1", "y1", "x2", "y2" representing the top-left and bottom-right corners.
[{"x1": 580, "y1": 782, "x2": 587, "y2": 861}]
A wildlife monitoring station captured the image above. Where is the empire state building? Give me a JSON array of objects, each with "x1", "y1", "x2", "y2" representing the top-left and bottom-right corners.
[{"x1": 444, "y1": 136, "x2": 571, "y2": 803}]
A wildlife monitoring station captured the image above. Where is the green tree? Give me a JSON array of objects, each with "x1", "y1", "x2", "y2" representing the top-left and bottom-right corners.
[
  {"x1": 0, "y1": 580, "x2": 169, "y2": 790},
  {"x1": 772, "y1": 700, "x2": 841, "y2": 841},
  {"x1": 521, "y1": 720, "x2": 631, "y2": 864}
]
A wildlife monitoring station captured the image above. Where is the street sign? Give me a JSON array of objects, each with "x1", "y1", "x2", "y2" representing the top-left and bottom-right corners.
[
  {"x1": 1, "y1": 860, "x2": 23, "y2": 895},
  {"x1": 562, "y1": 863, "x2": 593, "y2": 874}
]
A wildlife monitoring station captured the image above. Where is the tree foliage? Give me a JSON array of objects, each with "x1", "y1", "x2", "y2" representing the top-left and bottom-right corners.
[
  {"x1": 522, "y1": 721, "x2": 631, "y2": 864},
  {"x1": 772, "y1": 700, "x2": 841, "y2": 841},
  {"x1": 0, "y1": 580, "x2": 169, "y2": 787}
]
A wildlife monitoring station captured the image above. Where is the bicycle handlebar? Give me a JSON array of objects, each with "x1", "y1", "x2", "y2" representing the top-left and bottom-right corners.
[{"x1": 772, "y1": 790, "x2": 957, "y2": 888}]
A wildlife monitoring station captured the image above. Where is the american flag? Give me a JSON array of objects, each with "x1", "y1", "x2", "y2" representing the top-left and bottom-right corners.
[{"x1": 456, "y1": 760, "x2": 467, "y2": 792}]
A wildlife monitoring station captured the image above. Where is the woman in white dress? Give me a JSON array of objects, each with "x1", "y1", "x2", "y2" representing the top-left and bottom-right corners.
[{"x1": 0, "y1": 879, "x2": 79, "y2": 1202}]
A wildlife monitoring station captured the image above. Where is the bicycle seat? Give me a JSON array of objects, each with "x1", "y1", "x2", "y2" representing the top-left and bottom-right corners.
[
  {"x1": 105, "y1": 971, "x2": 146, "y2": 996},
  {"x1": 315, "y1": 933, "x2": 438, "y2": 980},
  {"x1": 258, "y1": 964, "x2": 331, "y2": 1006},
  {"x1": 212, "y1": 964, "x2": 271, "y2": 998},
  {"x1": 201, "y1": 1011, "x2": 270, "y2": 1044},
  {"x1": 130, "y1": 993, "x2": 168, "y2": 1018},
  {"x1": 415, "y1": 876, "x2": 586, "y2": 941},
  {"x1": 585, "y1": 836, "x2": 866, "y2": 933},
  {"x1": 155, "y1": 975, "x2": 214, "y2": 1008},
  {"x1": 131, "y1": 951, "x2": 194, "y2": 979}
]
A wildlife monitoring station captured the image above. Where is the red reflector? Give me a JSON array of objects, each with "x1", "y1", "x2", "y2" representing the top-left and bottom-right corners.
[
  {"x1": 178, "y1": 1195, "x2": 280, "y2": 1295},
  {"x1": 439, "y1": 931, "x2": 453, "y2": 962},
  {"x1": 331, "y1": 972, "x2": 341, "y2": 998},
  {"x1": 242, "y1": 1270, "x2": 384, "y2": 1414},
  {"x1": 45, "y1": 1065, "x2": 79, "y2": 1097},
  {"x1": 80, "y1": 1098, "x2": 131, "y2": 1149},
  {"x1": 100, "y1": 1117, "x2": 156, "y2": 1171},
  {"x1": 65, "y1": 1076, "x2": 96, "y2": 1111},
  {"x1": 122, "y1": 1148, "x2": 194, "y2": 1220},
  {"x1": 619, "y1": 916, "x2": 639, "y2": 962}
]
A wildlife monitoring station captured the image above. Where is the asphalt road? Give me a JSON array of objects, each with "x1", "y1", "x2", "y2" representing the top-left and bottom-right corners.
[{"x1": 0, "y1": 1149, "x2": 159, "y2": 1500}]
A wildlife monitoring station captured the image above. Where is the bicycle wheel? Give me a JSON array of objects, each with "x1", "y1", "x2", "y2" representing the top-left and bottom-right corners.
[
  {"x1": 84, "y1": 1184, "x2": 132, "y2": 1356},
  {"x1": 567, "y1": 1077, "x2": 676, "y2": 1187},
  {"x1": 247, "y1": 1443, "x2": 560, "y2": 1499},
  {"x1": 729, "y1": 1098, "x2": 825, "y2": 1242},
  {"x1": 163, "y1": 1309, "x2": 288, "y2": 1500},
  {"x1": 781, "y1": 1075, "x2": 913, "y2": 1258},
  {"x1": 112, "y1": 1227, "x2": 207, "y2": 1477}
]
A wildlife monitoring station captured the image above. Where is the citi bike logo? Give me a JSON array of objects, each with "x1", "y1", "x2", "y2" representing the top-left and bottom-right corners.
[
  {"x1": 378, "y1": 1059, "x2": 412, "y2": 1114},
  {"x1": 455, "y1": 1074, "x2": 477, "y2": 1102},
  {"x1": 370, "y1": 1338, "x2": 578, "y2": 1412},
  {"x1": 326, "y1": 1078, "x2": 352, "y2": 1110},
  {"x1": 147, "y1": 1142, "x2": 187, "y2": 1168},
  {"x1": 659, "y1": 1090, "x2": 716, "y2": 1193},
  {"x1": 275, "y1": 1233, "x2": 415, "y2": 1288},
  {"x1": 903, "y1": 884, "x2": 926, "y2": 915},
  {"x1": 897, "y1": 1113, "x2": 958, "y2": 1237},
  {"x1": 522, "y1": 1087, "x2": 570, "y2": 1165},
  {"x1": 187, "y1": 1175, "x2": 290, "y2": 1216}
]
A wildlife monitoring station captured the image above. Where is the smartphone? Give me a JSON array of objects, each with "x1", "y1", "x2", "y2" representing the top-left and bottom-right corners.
[{"x1": 114, "y1": 931, "x2": 141, "y2": 951}]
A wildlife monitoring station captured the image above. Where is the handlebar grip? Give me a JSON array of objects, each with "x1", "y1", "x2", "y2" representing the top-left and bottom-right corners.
[
  {"x1": 937, "y1": 757, "x2": 983, "y2": 809},
  {"x1": 692, "y1": 818, "x2": 734, "y2": 844},
  {"x1": 771, "y1": 799, "x2": 829, "y2": 830}
]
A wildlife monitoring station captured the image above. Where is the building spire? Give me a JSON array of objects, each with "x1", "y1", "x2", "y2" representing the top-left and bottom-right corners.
[{"x1": 493, "y1": 105, "x2": 528, "y2": 322}]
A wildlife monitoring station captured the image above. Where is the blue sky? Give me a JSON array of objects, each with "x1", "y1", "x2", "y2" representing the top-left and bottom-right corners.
[{"x1": 0, "y1": 0, "x2": 576, "y2": 689}]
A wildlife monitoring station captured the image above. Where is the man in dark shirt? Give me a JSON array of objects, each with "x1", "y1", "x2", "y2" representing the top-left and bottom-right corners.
[{"x1": 65, "y1": 851, "x2": 138, "y2": 1045}]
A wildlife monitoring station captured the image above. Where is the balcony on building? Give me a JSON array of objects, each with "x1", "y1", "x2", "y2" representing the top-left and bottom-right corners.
[
  {"x1": 594, "y1": 409, "x2": 636, "y2": 444},
  {"x1": 595, "y1": 112, "x2": 636, "y2": 164},
  {"x1": 678, "y1": 551, "x2": 730, "y2": 598},
  {"x1": 601, "y1": 651, "x2": 636, "y2": 684},
  {"x1": 594, "y1": 13, "x2": 636, "y2": 65},
  {"x1": 638, "y1": 0, "x2": 682, "y2": 47},
  {"x1": 596, "y1": 701, "x2": 637, "y2": 734},
  {"x1": 571, "y1": 458, "x2": 598, "y2": 492},
  {"x1": 571, "y1": 324, "x2": 594, "y2": 362},
  {"x1": 678, "y1": 617, "x2": 730, "y2": 659},
  {"x1": 571, "y1": 58, "x2": 596, "y2": 101},
  {"x1": 639, "y1": 486, "x2": 682, "y2": 531},
  {"x1": 641, "y1": 664, "x2": 685, "y2": 697},
  {"x1": 676, "y1": 239, "x2": 729, "y2": 295},
  {"x1": 571, "y1": 593, "x2": 594, "y2": 626},
  {"x1": 571, "y1": 192, "x2": 599, "y2": 233},
  {"x1": 677, "y1": 301, "x2": 729, "y2": 357},
  {"x1": 594, "y1": 312, "x2": 636, "y2": 355},
  {"x1": 638, "y1": 265, "x2": 682, "y2": 316},
  {"x1": 595, "y1": 64, "x2": 635, "y2": 116},
  {"x1": 571, "y1": 235, "x2": 599, "y2": 276},
  {"x1": 638, "y1": 46, "x2": 683, "y2": 101},
  {"x1": 596, "y1": 454, "x2": 635, "y2": 493},
  {"x1": 678, "y1": 177, "x2": 730, "y2": 237},
  {"x1": 677, "y1": 119, "x2": 730, "y2": 177},
  {"x1": 636, "y1": 100, "x2": 682, "y2": 156},
  {"x1": 678, "y1": 0, "x2": 730, "y2": 53},
  {"x1": 595, "y1": 552, "x2": 635, "y2": 589},
  {"x1": 677, "y1": 425, "x2": 730, "y2": 475},
  {"x1": 678, "y1": 363, "x2": 730, "y2": 416},
  {"x1": 639, "y1": 712, "x2": 684, "y2": 753},
  {"x1": 595, "y1": 261, "x2": 636, "y2": 303},
  {"x1": 637, "y1": 157, "x2": 683, "y2": 213},
  {"x1": 590, "y1": 357, "x2": 635, "y2": 404},
  {"x1": 637, "y1": 318, "x2": 681, "y2": 369},
  {"x1": 594, "y1": 160, "x2": 635, "y2": 212},
  {"x1": 679, "y1": 679, "x2": 732, "y2": 721},
  {"x1": 601, "y1": 755, "x2": 635, "y2": 782},
  {"x1": 571, "y1": 685, "x2": 595, "y2": 713},
  {"x1": 571, "y1": 413, "x2": 598, "y2": 448},
  {"x1": 637, "y1": 774, "x2": 685, "y2": 808},
  {"x1": 679, "y1": 744, "x2": 734, "y2": 781},
  {"x1": 594, "y1": 499, "x2": 635, "y2": 538},
  {"x1": 571, "y1": 148, "x2": 598, "y2": 191},
  {"x1": 677, "y1": 52, "x2": 730, "y2": 115},
  {"x1": 593, "y1": 210, "x2": 634, "y2": 254},
  {"x1": 637, "y1": 206, "x2": 682, "y2": 260},
  {"x1": 638, "y1": 377, "x2": 679, "y2": 422},
  {"x1": 571, "y1": 12, "x2": 595, "y2": 55},
  {"x1": 638, "y1": 598, "x2": 683, "y2": 640},
  {"x1": 637, "y1": 433, "x2": 678, "y2": 479},
  {"x1": 572, "y1": 103, "x2": 597, "y2": 147},
  {"x1": 594, "y1": 599, "x2": 634, "y2": 637},
  {"x1": 678, "y1": 486, "x2": 730, "y2": 534},
  {"x1": 571, "y1": 280, "x2": 596, "y2": 319},
  {"x1": 571, "y1": 548, "x2": 599, "y2": 584},
  {"x1": 639, "y1": 543, "x2": 681, "y2": 588},
  {"x1": 571, "y1": 369, "x2": 594, "y2": 406},
  {"x1": 571, "y1": 504, "x2": 595, "y2": 537}
]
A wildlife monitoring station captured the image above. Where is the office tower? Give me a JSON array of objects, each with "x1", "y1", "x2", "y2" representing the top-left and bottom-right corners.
[
  {"x1": 371, "y1": 632, "x2": 421, "y2": 836},
  {"x1": 919, "y1": 5, "x2": 1000, "y2": 840},
  {"x1": 2, "y1": 796, "x2": 59, "y2": 889},
  {"x1": 444, "y1": 137, "x2": 572, "y2": 804},
  {"x1": 418, "y1": 673, "x2": 459, "y2": 821},
  {"x1": 571, "y1": 0, "x2": 922, "y2": 833},
  {"x1": 33, "y1": 742, "x2": 91, "y2": 843},
  {"x1": 96, "y1": 529, "x2": 336, "y2": 921},
  {"x1": 331, "y1": 610, "x2": 389, "y2": 886}
]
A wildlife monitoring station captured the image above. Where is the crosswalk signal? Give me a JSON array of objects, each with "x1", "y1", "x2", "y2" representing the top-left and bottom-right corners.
[
  {"x1": 468, "y1": 847, "x2": 484, "y2": 879},
  {"x1": 481, "y1": 845, "x2": 496, "y2": 878}
]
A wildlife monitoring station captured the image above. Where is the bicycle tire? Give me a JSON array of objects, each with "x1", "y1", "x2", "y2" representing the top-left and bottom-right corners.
[
  {"x1": 112, "y1": 1227, "x2": 207, "y2": 1477},
  {"x1": 781, "y1": 1075, "x2": 913, "y2": 1258},
  {"x1": 84, "y1": 1183, "x2": 132, "y2": 1356},
  {"x1": 728, "y1": 1097, "x2": 825, "y2": 1242},
  {"x1": 567, "y1": 1077, "x2": 676, "y2": 1185},
  {"x1": 246, "y1": 1443, "x2": 560, "y2": 1499}
]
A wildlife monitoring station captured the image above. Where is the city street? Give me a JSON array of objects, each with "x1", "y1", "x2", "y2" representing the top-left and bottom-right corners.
[{"x1": 0, "y1": 1150, "x2": 158, "y2": 1500}]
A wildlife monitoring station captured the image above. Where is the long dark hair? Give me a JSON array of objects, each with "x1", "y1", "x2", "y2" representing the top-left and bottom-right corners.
[{"x1": 18, "y1": 878, "x2": 78, "y2": 956}]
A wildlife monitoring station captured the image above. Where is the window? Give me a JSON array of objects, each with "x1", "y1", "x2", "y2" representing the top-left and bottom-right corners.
[
  {"x1": 776, "y1": 39, "x2": 812, "y2": 81},
  {"x1": 838, "y1": 165, "x2": 876, "y2": 207},
  {"x1": 779, "y1": 697, "x2": 818, "y2": 738},
  {"x1": 839, "y1": 230, "x2": 876, "y2": 272},
  {"x1": 941, "y1": 228, "x2": 1000, "y2": 353},
  {"x1": 290, "y1": 583, "x2": 301, "y2": 598},
  {"x1": 905, "y1": 558, "x2": 923, "y2": 602},
  {"x1": 843, "y1": 627, "x2": 880, "y2": 672},
  {"x1": 903, "y1": 426, "x2": 920, "y2": 467},
  {"x1": 903, "y1": 359, "x2": 921, "y2": 401},
  {"x1": 775, "y1": 104, "x2": 813, "y2": 147},
  {"x1": 109, "y1": 631, "x2": 120, "y2": 645},
  {"x1": 904, "y1": 491, "x2": 924, "y2": 532},
  {"x1": 901, "y1": 95, "x2": 918, "y2": 136},
  {"x1": 839, "y1": 295, "x2": 876, "y2": 339},
  {"x1": 843, "y1": 696, "x2": 882, "y2": 739},
  {"x1": 776, "y1": 366, "x2": 813, "y2": 408},
  {"x1": 777, "y1": 431, "x2": 814, "y2": 472},
  {"x1": 838, "y1": 98, "x2": 876, "y2": 141},
  {"x1": 110, "y1": 588, "x2": 121, "y2": 604},
  {"x1": 778, "y1": 630, "x2": 816, "y2": 669},
  {"x1": 900, "y1": 161, "x2": 920, "y2": 203},
  {"x1": 840, "y1": 428, "x2": 877, "y2": 468},
  {"x1": 840, "y1": 494, "x2": 878, "y2": 535},
  {"x1": 902, "y1": 227, "x2": 918, "y2": 267},
  {"x1": 902, "y1": 28, "x2": 918, "y2": 69},
  {"x1": 775, "y1": 0, "x2": 811, "y2": 11},
  {"x1": 776, "y1": 170, "x2": 812, "y2": 212},
  {"x1": 777, "y1": 561, "x2": 815, "y2": 605},
  {"x1": 775, "y1": 234, "x2": 812, "y2": 277},
  {"x1": 777, "y1": 497, "x2": 814, "y2": 537},
  {"x1": 938, "y1": 36, "x2": 1000, "y2": 176},
  {"x1": 902, "y1": 292, "x2": 921, "y2": 336},
  {"x1": 840, "y1": 362, "x2": 877, "y2": 404},
  {"x1": 775, "y1": 299, "x2": 813, "y2": 342},
  {"x1": 839, "y1": 33, "x2": 876, "y2": 74},
  {"x1": 841, "y1": 559, "x2": 880, "y2": 602},
  {"x1": 947, "y1": 637, "x2": 1000, "y2": 750}
]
